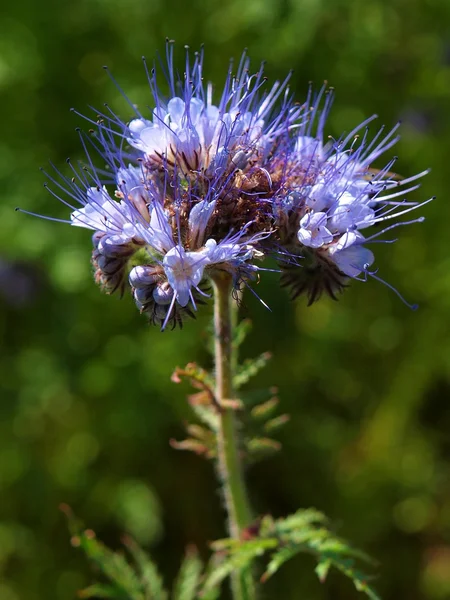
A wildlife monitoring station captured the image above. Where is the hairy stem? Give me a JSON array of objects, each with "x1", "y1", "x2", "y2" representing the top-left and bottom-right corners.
[{"x1": 213, "y1": 272, "x2": 255, "y2": 600}]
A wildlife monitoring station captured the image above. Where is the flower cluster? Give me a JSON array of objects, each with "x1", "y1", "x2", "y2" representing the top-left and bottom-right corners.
[{"x1": 38, "y1": 43, "x2": 431, "y2": 329}]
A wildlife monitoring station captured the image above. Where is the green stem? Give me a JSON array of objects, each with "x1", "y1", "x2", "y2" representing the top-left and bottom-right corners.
[{"x1": 212, "y1": 273, "x2": 255, "y2": 600}]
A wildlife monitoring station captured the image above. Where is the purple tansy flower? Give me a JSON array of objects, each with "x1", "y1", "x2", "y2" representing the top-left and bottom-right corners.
[
  {"x1": 120, "y1": 47, "x2": 303, "y2": 177},
  {"x1": 273, "y1": 86, "x2": 432, "y2": 305},
  {"x1": 24, "y1": 43, "x2": 432, "y2": 327}
]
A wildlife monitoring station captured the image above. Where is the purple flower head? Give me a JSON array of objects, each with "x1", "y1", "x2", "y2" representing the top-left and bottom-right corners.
[
  {"x1": 273, "y1": 86, "x2": 432, "y2": 305},
  {"x1": 120, "y1": 46, "x2": 303, "y2": 179},
  {"x1": 25, "y1": 43, "x2": 431, "y2": 328}
]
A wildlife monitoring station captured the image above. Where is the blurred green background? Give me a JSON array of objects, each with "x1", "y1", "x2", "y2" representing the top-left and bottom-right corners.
[{"x1": 1, "y1": 0, "x2": 450, "y2": 598}]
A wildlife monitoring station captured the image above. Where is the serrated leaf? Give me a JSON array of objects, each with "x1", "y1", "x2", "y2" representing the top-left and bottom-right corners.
[
  {"x1": 79, "y1": 534, "x2": 144, "y2": 600},
  {"x1": 285, "y1": 526, "x2": 329, "y2": 547},
  {"x1": 208, "y1": 508, "x2": 380, "y2": 600},
  {"x1": 330, "y1": 559, "x2": 381, "y2": 600},
  {"x1": 201, "y1": 557, "x2": 236, "y2": 593},
  {"x1": 189, "y1": 405, "x2": 219, "y2": 431},
  {"x1": 171, "y1": 363, "x2": 218, "y2": 430},
  {"x1": 170, "y1": 437, "x2": 215, "y2": 458},
  {"x1": 318, "y1": 539, "x2": 374, "y2": 564},
  {"x1": 124, "y1": 537, "x2": 168, "y2": 600},
  {"x1": 233, "y1": 319, "x2": 252, "y2": 349},
  {"x1": 315, "y1": 560, "x2": 331, "y2": 583},
  {"x1": 263, "y1": 414, "x2": 290, "y2": 433},
  {"x1": 246, "y1": 437, "x2": 281, "y2": 455},
  {"x1": 203, "y1": 539, "x2": 277, "y2": 592},
  {"x1": 250, "y1": 398, "x2": 279, "y2": 420},
  {"x1": 198, "y1": 553, "x2": 225, "y2": 600},
  {"x1": 198, "y1": 586, "x2": 221, "y2": 600},
  {"x1": 172, "y1": 363, "x2": 214, "y2": 390},
  {"x1": 209, "y1": 538, "x2": 241, "y2": 552},
  {"x1": 258, "y1": 515, "x2": 276, "y2": 537},
  {"x1": 355, "y1": 580, "x2": 381, "y2": 600},
  {"x1": 261, "y1": 544, "x2": 304, "y2": 582},
  {"x1": 275, "y1": 508, "x2": 328, "y2": 532},
  {"x1": 234, "y1": 352, "x2": 271, "y2": 389},
  {"x1": 172, "y1": 548, "x2": 203, "y2": 600}
]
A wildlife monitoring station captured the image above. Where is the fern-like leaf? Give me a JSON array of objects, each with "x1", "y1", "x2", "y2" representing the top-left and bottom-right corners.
[
  {"x1": 77, "y1": 532, "x2": 144, "y2": 600},
  {"x1": 202, "y1": 539, "x2": 277, "y2": 593},
  {"x1": 172, "y1": 547, "x2": 203, "y2": 600},
  {"x1": 233, "y1": 318, "x2": 253, "y2": 350},
  {"x1": 123, "y1": 536, "x2": 168, "y2": 600},
  {"x1": 234, "y1": 352, "x2": 272, "y2": 389},
  {"x1": 261, "y1": 544, "x2": 304, "y2": 582},
  {"x1": 208, "y1": 509, "x2": 380, "y2": 600}
]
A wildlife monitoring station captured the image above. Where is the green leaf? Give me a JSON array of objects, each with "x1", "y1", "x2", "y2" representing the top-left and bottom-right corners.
[
  {"x1": 315, "y1": 560, "x2": 331, "y2": 583},
  {"x1": 319, "y1": 553, "x2": 381, "y2": 600},
  {"x1": 198, "y1": 553, "x2": 225, "y2": 600},
  {"x1": 275, "y1": 508, "x2": 328, "y2": 532},
  {"x1": 246, "y1": 437, "x2": 281, "y2": 456},
  {"x1": 317, "y1": 539, "x2": 374, "y2": 564},
  {"x1": 209, "y1": 538, "x2": 241, "y2": 552},
  {"x1": 78, "y1": 533, "x2": 144, "y2": 600},
  {"x1": 250, "y1": 398, "x2": 280, "y2": 420},
  {"x1": 234, "y1": 352, "x2": 272, "y2": 389},
  {"x1": 261, "y1": 544, "x2": 304, "y2": 582},
  {"x1": 263, "y1": 414, "x2": 290, "y2": 433},
  {"x1": 198, "y1": 586, "x2": 221, "y2": 600},
  {"x1": 124, "y1": 537, "x2": 168, "y2": 600},
  {"x1": 201, "y1": 557, "x2": 234, "y2": 594},
  {"x1": 203, "y1": 539, "x2": 277, "y2": 592},
  {"x1": 208, "y1": 509, "x2": 380, "y2": 600},
  {"x1": 172, "y1": 548, "x2": 203, "y2": 600},
  {"x1": 233, "y1": 319, "x2": 252, "y2": 350}
]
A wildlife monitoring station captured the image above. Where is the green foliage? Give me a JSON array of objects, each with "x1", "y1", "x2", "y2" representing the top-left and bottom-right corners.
[
  {"x1": 245, "y1": 394, "x2": 290, "y2": 462},
  {"x1": 206, "y1": 509, "x2": 380, "y2": 600},
  {"x1": 233, "y1": 319, "x2": 253, "y2": 351},
  {"x1": 75, "y1": 533, "x2": 147, "y2": 599},
  {"x1": 125, "y1": 537, "x2": 168, "y2": 600},
  {"x1": 70, "y1": 525, "x2": 215, "y2": 600},
  {"x1": 172, "y1": 549, "x2": 203, "y2": 600},
  {"x1": 64, "y1": 506, "x2": 378, "y2": 600},
  {"x1": 170, "y1": 355, "x2": 288, "y2": 463},
  {"x1": 234, "y1": 352, "x2": 272, "y2": 390}
]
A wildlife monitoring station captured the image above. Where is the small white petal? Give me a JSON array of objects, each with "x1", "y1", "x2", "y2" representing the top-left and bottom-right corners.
[
  {"x1": 328, "y1": 232, "x2": 374, "y2": 277},
  {"x1": 189, "y1": 200, "x2": 216, "y2": 247},
  {"x1": 298, "y1": 212, "x2": 333, "y2": 248}
]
